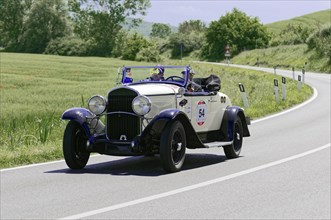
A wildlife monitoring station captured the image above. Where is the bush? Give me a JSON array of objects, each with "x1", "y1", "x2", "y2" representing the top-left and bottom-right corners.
[
  {"x1": 168, "y1": 31, "x2": 205, "y2": 58},
  {"x1": 307, "y1": 25, "x2": 331, "y2": 58},
  {"x1": 136, "y1": 45, "x2": 161, "y2": 62},
  {"x1": 121, "y1": 33, "x2": 150, "y2": 61},
  {"x1": 44, "y1": 36, "x2": 89, "y2": 56},
  {"x1": 271, "y1": 24, "x2": 313, "y2": 46}
]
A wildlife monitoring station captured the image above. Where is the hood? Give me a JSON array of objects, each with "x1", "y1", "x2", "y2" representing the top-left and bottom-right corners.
[{"x1": 128, "y1": 84, "x2": 181, "y2": 96}]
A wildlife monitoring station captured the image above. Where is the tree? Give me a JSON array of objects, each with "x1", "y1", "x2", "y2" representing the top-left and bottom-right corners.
[
  {"x1": 121, "y1": 32, "x2": 150, "y2": 60},
  {"x1": 0, "y1": 0, "x2": 32, "y2": 50},
  {"x1": 22, "y1": 0, "x2": 71, "y2": 53},
  {"x1": 169, "y1": 32, "x2": 205, "y2": 58},
  {"x1": 168, "y1": 20, "x2": 206, "y2": 58},
  {"x1": 202, "y1": 8, "x2": 270, "y2": 60},
  {"x1": 178, "y1": 20, "x2": 206, "y2": 34},
  {"x1": 69, "y1": 0, "x2": 151, "y2": 56},
  {"x1": 150, "y1": 23, "x2": 171, "y2": 38}
]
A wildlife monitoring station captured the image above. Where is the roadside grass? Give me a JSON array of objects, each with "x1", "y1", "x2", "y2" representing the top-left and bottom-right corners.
[
  {"x1": 0, "y1": 53, "x2": 313, "y2": 168},
  {"x1": 231, "y1": 44, "x2": 331, "y2": 73}
]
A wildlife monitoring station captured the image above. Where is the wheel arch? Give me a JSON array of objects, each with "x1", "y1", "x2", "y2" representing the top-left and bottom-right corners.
[
  {"x1": 220, "y1": 106, "x2": 250, "y2": 141},
  {"x1": 140, "y1": 109, "x2": 204, "y2": 149},
  {"x1": 62, "y1": 108, "x2": 94, "y2": 138}
]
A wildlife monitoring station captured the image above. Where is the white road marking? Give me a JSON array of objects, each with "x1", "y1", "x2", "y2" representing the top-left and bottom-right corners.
[
  {"x1": 0, "y1": 155, "x2": 99, "y2": 172},
  {"x1": 252, "y1": 87, "x2": 318, "y2": 124},
  {"x1": 59, "y1": 143, "x2": 330, "y2": 219}
]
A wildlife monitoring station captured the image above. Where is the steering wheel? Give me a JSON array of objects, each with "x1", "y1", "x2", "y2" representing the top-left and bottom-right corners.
[{"x1": 165, "y1": 76, "x2": 184, "y2": 81}]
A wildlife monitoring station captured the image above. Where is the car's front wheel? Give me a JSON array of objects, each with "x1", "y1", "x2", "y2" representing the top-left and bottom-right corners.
[
  {"x1": 63, "y1": 121, "x2": 90, "y2": 169},
  {"x1": 223, "y1": 116, "x2": 243, "y2": 159},
  {"x1": 160, "y1": 120, "x2": 186, "y2": 172}
]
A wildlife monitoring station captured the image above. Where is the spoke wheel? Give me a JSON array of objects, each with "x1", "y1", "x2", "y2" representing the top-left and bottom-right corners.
[
  {"x1": 223, "y1": 116, "x2": 243, "y2": 159},
  {"x1": 160, "y1": 120, "x2": 186, "y2": 172},
  {"x1": 63, "y1": 121, "x2": 90, "y2": 169}
]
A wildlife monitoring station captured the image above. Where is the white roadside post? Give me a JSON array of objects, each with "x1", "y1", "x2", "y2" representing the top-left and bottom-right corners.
[
  {"x1": 292, "y1": 67, "x2": 295, "y2": 80},
  {"x1": 282, "y1": 76, "x2": 286, "y2": 101},
  {"x1": 274, "y1": 79, "x2": 279, "y2": 103},
  {"x1": 239, "y1": 83, "x2": 249, "y2": 108},
  {"x1": 298, "y1": 75, "x2": 302, "y2": 92},
  {"x1": 273, "y1": 66, "x2": 277, "y2": 75},
  {"x1": 302, "y1": 68, "x2": 305, "y2": 84}
]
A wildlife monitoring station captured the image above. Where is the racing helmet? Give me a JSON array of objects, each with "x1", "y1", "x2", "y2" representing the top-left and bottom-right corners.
[{"x1": 156, "y1": 64, "x2": 164, "y2": 75}]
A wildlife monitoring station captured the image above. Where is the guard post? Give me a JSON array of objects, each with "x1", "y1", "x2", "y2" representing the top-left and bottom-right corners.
[
  {"x1": 282, "y1": 77, "x2": 286, "y2": 101},
  {"x1": 273, "y1": 66, "x2": 277, "y2": 75},
  {"x1": 292, "y1": 66, "x2": 295, "y2": 80},
  {"x1": 238, "y1": 83, "x2": 249, "y2": 108},
  {"x1": 274, "y1": 79, "x2": 279, "y2": 102},
  {"x1": 302, "y1": 68, "x2": 305, "y2": 84},
  {"x1": 298, "y1": 75, "x2": 302, "y2": 92}
]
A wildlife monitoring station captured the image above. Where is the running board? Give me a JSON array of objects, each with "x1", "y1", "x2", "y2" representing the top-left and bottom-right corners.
[{"x1": 203, "y1": 141, "x2": 233, "y2": 148}]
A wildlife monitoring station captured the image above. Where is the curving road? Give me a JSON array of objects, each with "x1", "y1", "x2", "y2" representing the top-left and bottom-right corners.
[{"x1": 1, "y1": 65, "x2": 330, "y2": 219}]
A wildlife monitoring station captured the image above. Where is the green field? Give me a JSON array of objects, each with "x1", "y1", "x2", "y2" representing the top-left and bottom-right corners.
[
  {"x1": 232, "y1": 44, "x2": 331, "y2": 73},
  {"x1": 0, "y1": 53, "x2": 313, "y2": 168}
]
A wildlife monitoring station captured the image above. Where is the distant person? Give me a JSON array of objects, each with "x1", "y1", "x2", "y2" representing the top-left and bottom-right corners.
[{"x1": 183, "y1": 69, "x2": 202, "y2": 92}]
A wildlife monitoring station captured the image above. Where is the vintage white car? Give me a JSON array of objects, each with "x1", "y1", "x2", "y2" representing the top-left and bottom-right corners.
[{"x1": 62, "y1": 65, "x2": 250, "y2": 172}]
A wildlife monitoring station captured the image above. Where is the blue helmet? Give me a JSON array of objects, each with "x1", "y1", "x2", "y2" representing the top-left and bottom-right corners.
[{"x1": 156, "y1": 65, "x2": 164, "y2": 75}]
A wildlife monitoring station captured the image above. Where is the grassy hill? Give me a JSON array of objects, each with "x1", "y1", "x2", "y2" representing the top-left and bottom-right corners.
[
  {"x1": 266, "y1": 9, "x2": 331, "y2": 35},
  {"x1": 232, "y1": 44, "x2": 330, "y2": 73},
  {"x1": 232, "y1": 10, "x2": 331, "y2": 73}
]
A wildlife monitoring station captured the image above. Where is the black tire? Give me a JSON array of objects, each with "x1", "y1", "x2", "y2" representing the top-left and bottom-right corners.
[
  {"x1": 63, "y1": 121, "x2": 90, "y2": 169},
  {"x1": 160, "y1": 120, "x2": 186, "y2": 172},
  {"x1": 223, "y1": 116, "x2": 243, "y2": 159}
]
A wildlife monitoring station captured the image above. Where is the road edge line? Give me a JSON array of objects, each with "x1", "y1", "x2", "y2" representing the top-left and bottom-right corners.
[{"x1": 59, "y1": 143, "x2": 331, "y2": 219}]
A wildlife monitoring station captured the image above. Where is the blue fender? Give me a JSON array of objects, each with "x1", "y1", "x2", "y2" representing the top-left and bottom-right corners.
[
  {"x1": 140, "y1": 108, "x2": 181, "y2": 139},
  {"x1": 140, "y1": 109, "x2": 204, "y2": 149},
  {"x1": 221, "y1": 106, "x2": 250, "y2": 141},
  {"x1": 61, "y1": 108, "x2": 95, "y2": 137}
]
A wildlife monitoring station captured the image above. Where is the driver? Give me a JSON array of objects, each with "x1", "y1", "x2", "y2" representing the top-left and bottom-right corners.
[{"x1": 183, "y1": 69, "x2": 202, "y2": 92}]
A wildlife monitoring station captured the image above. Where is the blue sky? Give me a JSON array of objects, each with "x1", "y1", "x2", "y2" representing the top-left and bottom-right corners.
[{"x1": 143, "y1": 0, "x2": 330, "y2": 26}]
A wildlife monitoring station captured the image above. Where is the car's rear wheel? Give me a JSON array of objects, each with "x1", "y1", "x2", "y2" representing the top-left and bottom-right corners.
[
  {"x1": 63, "y1": 121, "x2": 90, "y2": 169},
  {"x1": 223, "y1": 116, "x2": 243, "y2": 158},
  {"x1": 160, "y1": 120, "x2": 186, "y2": 172}
]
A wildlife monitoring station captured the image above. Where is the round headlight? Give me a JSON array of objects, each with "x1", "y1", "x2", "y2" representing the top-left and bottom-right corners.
[
  {"x1": 132, "y1": 96, "x2": 151, "y2": 115},
  {"x1": 88, "y1": 95, "x2": 106, "y2": 115}
]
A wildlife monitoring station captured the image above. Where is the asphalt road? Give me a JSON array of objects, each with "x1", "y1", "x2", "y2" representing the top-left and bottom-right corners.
[{"x1": 1, "y1": 65, "x2": 330, "y2": 219}]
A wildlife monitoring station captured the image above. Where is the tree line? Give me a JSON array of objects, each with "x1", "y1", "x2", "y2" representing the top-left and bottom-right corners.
[{"x1": 1, "y1": 0, "x2": 272, "y2": 61}]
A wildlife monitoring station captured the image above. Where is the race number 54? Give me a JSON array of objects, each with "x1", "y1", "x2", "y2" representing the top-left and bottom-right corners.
[{"x1": 196, "y1": 101, "x2": 207, "y2": 126}]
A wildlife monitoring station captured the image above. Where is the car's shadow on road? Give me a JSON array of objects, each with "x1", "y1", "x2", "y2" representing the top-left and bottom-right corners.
[{"x1": 46, "y1": 153, "x2": 228, "y2": 176}]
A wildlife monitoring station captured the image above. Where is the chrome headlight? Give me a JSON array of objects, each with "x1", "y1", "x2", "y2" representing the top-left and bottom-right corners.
[
  {"x1": 88, "y1": 95, "x2": 106, "y2": 115},
  {"x1": 132, "y1": 96, "x2": 151, "y2": 115}
]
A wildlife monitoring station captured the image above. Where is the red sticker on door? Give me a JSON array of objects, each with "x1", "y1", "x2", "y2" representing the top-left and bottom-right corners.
[{"x1": 196, "y1": 100, "x2": 207, "y2": 126}]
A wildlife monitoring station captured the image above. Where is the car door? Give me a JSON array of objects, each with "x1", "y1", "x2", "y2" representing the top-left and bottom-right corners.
[
  {"x1": 189, "y1": 94, "x2": 214, "y2": 132},
  {"x1": 189, "y1": 92, "x2": 230, "y2": 133}
]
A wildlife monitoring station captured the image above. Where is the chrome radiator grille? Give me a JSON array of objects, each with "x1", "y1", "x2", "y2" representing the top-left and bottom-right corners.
[{"x1": 107, "y1": 88, "x2": 140, "y2": 141}]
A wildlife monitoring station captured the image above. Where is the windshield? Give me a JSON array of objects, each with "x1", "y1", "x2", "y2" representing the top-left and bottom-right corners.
[{"x1": 120, "y1": 66, "x2": 190, "y2": 87}]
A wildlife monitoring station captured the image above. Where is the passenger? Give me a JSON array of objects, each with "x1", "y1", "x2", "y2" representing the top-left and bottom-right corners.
[
  {"x1": 183, "y1": 69, "x2": 202, "y2": 92},
  {"x1": 150, "y1": 66, "x2": 165, "y2": 81}
]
